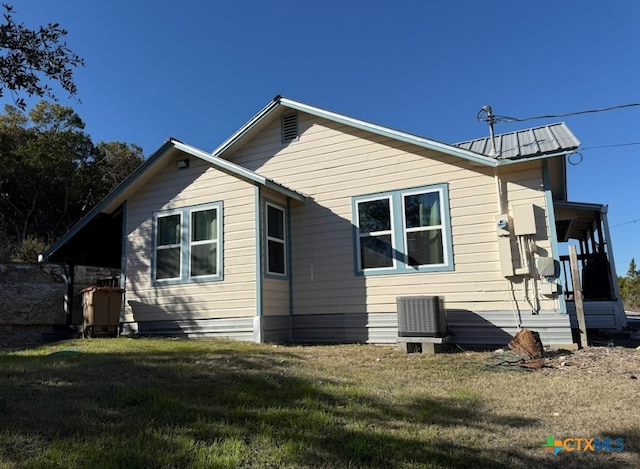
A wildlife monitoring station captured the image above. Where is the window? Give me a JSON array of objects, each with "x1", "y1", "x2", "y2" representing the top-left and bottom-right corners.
[
  {"x1": 152, "y1": 202, "x2": 223, "y2": 284},
  {"x1": 357, "y1": 197, "x2": 394, "y2": 270},
  {"x1": 353, "y1": 184, "x2": 452, "y2": 274},
  {"x1": 266, "y1": 202, "x2": 286, "y2": 276},
  {"x1": 156, "y1": 213, "x2": 181, "y2": 280}
]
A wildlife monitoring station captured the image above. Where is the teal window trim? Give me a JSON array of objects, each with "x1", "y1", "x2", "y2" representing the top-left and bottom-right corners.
[
  {"x1": 151, "y1": 201, "x2": 224, "y2": 286},
  {"x1": 352, "y1": 183, "x2": 454, "y2": 276},
  {"x1": 264, "y1": 199, "x2": 288, "y2": 279}
]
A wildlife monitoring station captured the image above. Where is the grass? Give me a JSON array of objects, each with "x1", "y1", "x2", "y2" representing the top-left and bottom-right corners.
[{"x1": 0, "y1": 338, "x2": 638, "y2": 468}]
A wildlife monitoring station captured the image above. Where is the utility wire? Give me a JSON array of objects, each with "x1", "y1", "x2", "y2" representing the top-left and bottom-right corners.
[
  {"x1": 611, "y1": 218, "x2": 640, "y2": 228},
  {"x1": 478, "y1": 102, "x2": 640, "y2": 124},
  {"x1": 580, "y1": 141, "x2": 640, "y2": 151}
]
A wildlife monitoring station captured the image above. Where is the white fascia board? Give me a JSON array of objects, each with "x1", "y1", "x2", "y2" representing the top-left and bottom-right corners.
[
  {"x1": 173, "y1": 140, "x2": 307, "y2": 202},
  {"x1": 210, "y1": 99, "x2": 281, "y2": 158},
  {"x1": 278, "y1": 97, "x2": 500, "y2": 167},
  {"x1": 172, "y1": 140, "x2": 267, "y2": 185}
]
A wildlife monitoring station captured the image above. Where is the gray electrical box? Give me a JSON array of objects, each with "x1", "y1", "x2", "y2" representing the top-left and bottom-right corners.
[{"x1": 536, "y1": 257, "x2": 557, "y2": 277}]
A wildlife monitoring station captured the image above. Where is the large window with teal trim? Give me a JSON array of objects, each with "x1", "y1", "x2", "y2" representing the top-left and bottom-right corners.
[
  {"x1": 152, "y1": 202, "x2": 223, "y2": 284},
  {"x1": 353, "y1": 184, "x2": 453, "y2": 274}
]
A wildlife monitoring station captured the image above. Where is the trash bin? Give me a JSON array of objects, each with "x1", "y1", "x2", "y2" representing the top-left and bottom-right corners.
[{"x1": 81, "y1": 286, "x2": 124, "y2": 338}]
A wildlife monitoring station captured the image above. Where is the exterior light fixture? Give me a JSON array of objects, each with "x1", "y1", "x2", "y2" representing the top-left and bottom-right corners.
[{"x1": 176, "y1": 158, "x2": 189, "y2": 169}]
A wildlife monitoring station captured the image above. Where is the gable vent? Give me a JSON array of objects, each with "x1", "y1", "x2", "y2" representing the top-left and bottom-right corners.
[{"x1": 281, "y1": 114, "x2": 298, "y2": 143}]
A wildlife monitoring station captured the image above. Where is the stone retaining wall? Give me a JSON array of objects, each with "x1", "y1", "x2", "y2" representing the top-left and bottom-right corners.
[{"x1": 0, "y1": 263, "x2": 118, "y2": 350}]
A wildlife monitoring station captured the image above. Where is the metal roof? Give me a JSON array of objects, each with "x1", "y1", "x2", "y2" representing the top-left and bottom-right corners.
[{"x1": 455, "y1": 122, "x2": 580, "y2": 160}]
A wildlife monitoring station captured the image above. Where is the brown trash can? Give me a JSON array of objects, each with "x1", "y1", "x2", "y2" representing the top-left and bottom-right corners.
[{"x1": 81, "y1": 286, "x2": 124, "y2": 338}]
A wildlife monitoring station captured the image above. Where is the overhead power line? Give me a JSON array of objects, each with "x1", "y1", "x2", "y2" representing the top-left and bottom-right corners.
[
  {"x1": 478, "y1": 102, "x2": 640, "y2": 124},
  {"x1": 611, "y1": 218, "x2": 640, "y2": 228},
  {"x1": 580, "y1": 141, "x2": 640, "y2": 151}
]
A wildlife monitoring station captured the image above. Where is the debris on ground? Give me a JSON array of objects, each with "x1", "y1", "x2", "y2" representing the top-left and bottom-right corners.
[{"x1": 508, "y1": 329, "x2": 545, "y2": 369}]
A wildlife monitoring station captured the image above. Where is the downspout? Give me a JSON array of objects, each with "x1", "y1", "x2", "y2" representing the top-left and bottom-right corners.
[
  {"x1": 287, "y1": 198, "x2": 294, "y2": 342},
  {"x1": 254, "y1": 186, "x2": 264, "y2": 343}
]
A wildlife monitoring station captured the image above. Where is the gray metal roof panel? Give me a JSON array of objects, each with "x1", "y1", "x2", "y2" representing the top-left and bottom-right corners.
[{"x1": 455, "y1": 122, "x2": 580, "y2": 160}]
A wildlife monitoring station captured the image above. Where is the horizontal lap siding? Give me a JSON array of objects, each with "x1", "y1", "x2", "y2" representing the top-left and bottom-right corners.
[
  {"x1": 229, "y1": 114, "x2": 559, "y2": 319},
  {"x1": 261, "y1": 190, "x2": 290, "y2": 317},
  {"x1": 124, "y1": 157, "x2": 256, "y2": 323}
]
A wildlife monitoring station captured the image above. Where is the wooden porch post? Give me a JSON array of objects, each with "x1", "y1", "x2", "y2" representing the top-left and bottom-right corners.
[{"x1": 61, "y1": 263, "x2": 75, "y2": 326}]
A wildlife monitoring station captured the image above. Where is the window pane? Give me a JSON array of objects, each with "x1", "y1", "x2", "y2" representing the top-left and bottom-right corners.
[
  {"x1": 192, "y1": 209, "x2": 217, "y2": 242},
  {"x1": 191, "y1": 243, "x2": 217, "y2": 276},
  {"x1": 406, "y1": 230, "x2": 444, "y2": 266},
  {"x1": 267, "y1": 205, "x2": 284, "y2": 239},
  {"x1": 157, "y1": 247, "x2": 180, "y2": 279},
  {"x1": 358, "y1": 199, "x2": 391, "y2": 233},
  {"x1": 268, "y1": 240, "x2": 285, "y2": 274},
  {"x1": 404, "y1": 192, "x2": 441, "y2": 228},
  {"x1": 360, "y1": 235, "x2": 393, "y2": 269},
  {"x1": 157, "y1": 215, "x2": 180, "y2": 245}
]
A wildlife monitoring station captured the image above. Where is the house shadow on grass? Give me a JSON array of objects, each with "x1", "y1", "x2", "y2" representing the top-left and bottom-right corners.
[{"x1": 0, "y1": 342, "x2": 636, "y2": 468}]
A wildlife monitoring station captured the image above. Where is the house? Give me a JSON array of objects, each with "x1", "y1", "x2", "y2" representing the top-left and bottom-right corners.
[{"x1": 41, "y1": 96, "x2": 626, "y2": 348}]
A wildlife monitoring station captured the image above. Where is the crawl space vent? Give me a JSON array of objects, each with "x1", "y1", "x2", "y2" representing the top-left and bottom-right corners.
[{"x1": 281, "y1": 114, "x2": 298, "y2": 143}]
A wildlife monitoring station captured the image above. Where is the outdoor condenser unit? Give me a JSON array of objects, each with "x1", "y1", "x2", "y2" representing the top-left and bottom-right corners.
[{"x1": 397, "y1": 296, "x2": 447, "y2": 338}]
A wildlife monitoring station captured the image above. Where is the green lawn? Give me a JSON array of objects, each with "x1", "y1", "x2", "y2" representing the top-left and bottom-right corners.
[{"x1": 0, "y1": 338, "x2": 637, "y2": 468}]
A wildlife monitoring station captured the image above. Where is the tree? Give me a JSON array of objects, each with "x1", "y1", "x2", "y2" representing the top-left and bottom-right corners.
[
  {"x1": 0, "y1": 101, "x2": 144, "y2": 256},
  {"x1": 0, "y1": 4, "x2": 84, "y2": 110},
  {"x1": 0, "y1": 101, "x2": 93, "y2": 244},
  {"x1": 86, "y1": 141, "x2": 144, "y2": 207},
  {"x1": 619, "y1": 258, "x2": 640, "y2": 312},
  {"x1": 628, "y1": 258, "x2": 638, "y2": 279}
]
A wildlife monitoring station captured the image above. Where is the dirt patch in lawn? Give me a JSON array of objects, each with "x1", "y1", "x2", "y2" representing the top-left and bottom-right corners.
[{"x1": 542, "y1": 345, "x2": 640, "y2": 379}]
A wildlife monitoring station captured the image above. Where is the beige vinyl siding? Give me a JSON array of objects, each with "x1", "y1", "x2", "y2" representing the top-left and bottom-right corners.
[
  {"x1": 229, "y1": 113, "x2": 558, "y2": 317},
  {"x1": 261, "y1": 189, "x2": 290, "y2": 317},
  {"x1": 123, "y1": 156, "x2": 257, "y2": 322}
]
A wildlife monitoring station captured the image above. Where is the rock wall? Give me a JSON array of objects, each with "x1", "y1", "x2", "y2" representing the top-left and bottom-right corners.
[{"x1": 0, "y1": 263, "x2": 118, "y2": 349}]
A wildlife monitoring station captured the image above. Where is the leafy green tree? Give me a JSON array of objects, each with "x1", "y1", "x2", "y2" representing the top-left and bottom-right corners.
[
  {"x1": 0, "y1": 101, "x2": 144, "y2": 257},
  {"x1": 0, "y1": 4, "x2": 84, "y2": 109},
  {"x1": 0, "y1": 101, "x2": 93, "y2": 243},
  {"x1": 84, "y1": 141, "x2": 143, "y2": 208},
  {"x1": 619, "y1": 258, "x2": 640, "y2": 311}
]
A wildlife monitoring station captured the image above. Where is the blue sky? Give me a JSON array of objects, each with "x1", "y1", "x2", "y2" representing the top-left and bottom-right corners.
[{"x1": 15, "y1": 0, "x2": 639, "y2": 275}]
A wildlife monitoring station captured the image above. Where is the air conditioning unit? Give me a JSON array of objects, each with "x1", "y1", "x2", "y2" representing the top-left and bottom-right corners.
[{"x1": 397, "y1": 296, "x2": 447, "y2": 338}]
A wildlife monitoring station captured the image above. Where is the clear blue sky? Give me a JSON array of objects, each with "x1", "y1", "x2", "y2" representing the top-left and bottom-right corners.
[{"x1": 15, "y1": 0, "x2": 640, "y2": 275}]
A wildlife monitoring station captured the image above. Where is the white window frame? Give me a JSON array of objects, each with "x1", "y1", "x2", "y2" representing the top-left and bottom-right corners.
[
  {"x1": 401, "y1": 187, "x2": 448, "y2": 268},
  {"x1": 355, "y1": 195, "x2": 396, "y2": 272},
  {"x1": 265, "y1": 201, "x2": 287, "y2": 277},
  {"x1": 353, "y1": 184, "x2": 453, "y2": 275},
  {"x1": 154, "y1": 210, "x2": 182, "y2": 282},
  {"x1": 152, "y1": 202, "x2": 223, "y2": 285}
]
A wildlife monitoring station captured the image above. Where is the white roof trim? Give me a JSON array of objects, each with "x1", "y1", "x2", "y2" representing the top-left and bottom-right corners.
[{"x1": 278, "y1": 97, "x2": 501, "y2": 166}]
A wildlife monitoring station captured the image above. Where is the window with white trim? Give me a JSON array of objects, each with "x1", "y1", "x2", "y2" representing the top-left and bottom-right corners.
[
  {"x1": 266, "y1": 202, "x2": 286, "y2": 276},
  {"x1": 153, "y1": 202, "x2": 223, "y2": 284},
  {"x1": 353, "y1": 184, "x2": 452, "y2": 274}
]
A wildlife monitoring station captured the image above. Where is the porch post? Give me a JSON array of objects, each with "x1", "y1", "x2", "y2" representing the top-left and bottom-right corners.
[
  {"x1": 61, "y1": 263, "x2": 75, "y2": 326},
  {"x1": 601, "y1": 207, "x2": 626, "y2": 330}
]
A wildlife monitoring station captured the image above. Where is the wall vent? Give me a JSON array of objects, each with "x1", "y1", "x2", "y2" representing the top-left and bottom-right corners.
[
  {"x1": 281, "y1": 114, "x2": 298, "y2": 143},
  {"x1": 397, "y1": 296, "x2": 447, "y2": 337}
]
